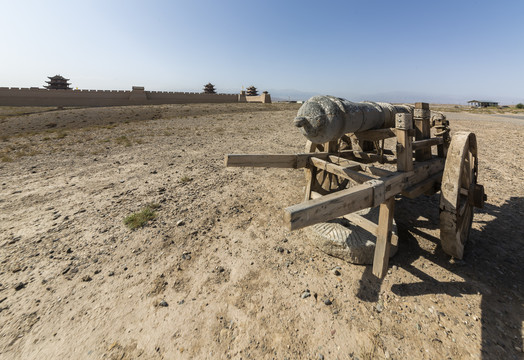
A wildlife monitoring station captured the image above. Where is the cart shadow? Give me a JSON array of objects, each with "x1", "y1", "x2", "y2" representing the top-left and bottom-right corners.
[{"x1": 356, "y1": 195, "x2": 524, "y2": 359}]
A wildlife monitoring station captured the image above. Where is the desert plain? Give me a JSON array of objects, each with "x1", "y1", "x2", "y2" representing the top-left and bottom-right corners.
[{"x1": 0, "y1": 102, "x2": 523, "y2": 359}]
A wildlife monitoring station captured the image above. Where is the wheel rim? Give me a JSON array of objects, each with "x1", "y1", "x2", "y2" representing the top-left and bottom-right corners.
[
  {"x1": 439, "y1": 132, "x2": 478, "y2": 259},
  {"x1": 305, "y1": 136, "x2": 352, "y2": 195}
]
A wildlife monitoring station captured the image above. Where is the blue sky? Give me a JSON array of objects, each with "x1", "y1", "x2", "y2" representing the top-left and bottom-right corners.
[{"x1": 1, "y1": 0, "x2": 523, "y2": 103}]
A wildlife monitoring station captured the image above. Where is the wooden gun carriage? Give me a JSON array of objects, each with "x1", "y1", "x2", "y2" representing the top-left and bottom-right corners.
[{"x1": 226, "y1": 96, "x2": 485, "y2": 278}]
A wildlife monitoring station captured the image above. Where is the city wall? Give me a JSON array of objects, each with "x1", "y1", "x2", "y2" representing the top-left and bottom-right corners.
[{"x1": 0, "y1": 87, "x2": 264, "y2": 107}]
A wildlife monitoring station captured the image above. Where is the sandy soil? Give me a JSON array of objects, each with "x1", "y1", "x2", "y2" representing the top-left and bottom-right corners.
[{"x1": 0, "y1": 103, "x2": 523, "y2": 359}]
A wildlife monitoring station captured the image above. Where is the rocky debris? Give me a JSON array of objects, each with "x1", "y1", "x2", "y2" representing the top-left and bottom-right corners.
[
  {"x1": 82, "y1": 275, "x2": 92, "y2": 282},
  {"x1": 176, "y1": 220, "x2": 185, "y2": 226},
  {"x1": 158, "y1": 300, "x2": 168, "y2": 307},
  {"x1": 182, "y1": 252, "x2": 191, "y2": 260},
  {"x1": 301, "y1": 290, "x2": 311, "y2": 299},
  {"x1": 14, "y1": 282, "x2": 26, "y2": 291}
]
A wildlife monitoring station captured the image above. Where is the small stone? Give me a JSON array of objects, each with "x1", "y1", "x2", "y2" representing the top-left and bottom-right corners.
[
  {"x1": 332, "y1": 269, "x2": 341, "y2": 276},
  {"x1": 514, "y1": 346, "x2": 522, "y2": 352},
  {"x1": 375, "y1": 303, "x2": 383, "y2": 313},
  {"x1": 178, "y1": 299, "x2": 185, "y2": 305},
  {"x1": 318, "y1": 354, "x2": 324, "y2": 360},
  {"x1": 159, "y1": 300, "x2": 168, "y2": 307},
  {"x1": 176, "y1": 220, "x2": 185, "y2": 226},
  {"x1": 301, "y1": 291, "x2": 311, "y2": 299},
  {"x1": 276, "y1": 247, "x2": 284, "y2": 253},
  {"x1": 82, "y1": 275, "x2": 92, "y2": 282},
  {"x1": 324, "y1": 298, "x2": 332, "y2": 306},
  {"x1": 392, "y1": 265, "x2": 398, "y2": 271},
  {"x1": 14, "y1": 282, "x2": 26, "y2": 291},
  {"x1": 108, "y1": 271, "x2": 115, "y2": 276},
  {"x1": 66, "y1": 248, "x2": 73, "y2": 254}
]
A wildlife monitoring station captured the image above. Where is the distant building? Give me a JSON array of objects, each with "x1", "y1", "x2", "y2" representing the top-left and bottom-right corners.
[
  {"x1": 468, "y1": 100, "x2": 498, "y2": 107},
  {"x1": 203, "y1": 83, "x2": 216, "y2": 94},
  {"x1": 246, "y1": 86, "x2": 258, "y2": 96},
  {"x1": 44, "y1": 75, "x2": 71, "y2": 90}
]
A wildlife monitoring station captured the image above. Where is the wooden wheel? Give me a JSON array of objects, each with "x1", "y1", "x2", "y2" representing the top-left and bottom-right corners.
[
  {"x1": 305, "y1": 135, "x2": 352, "y2": 195},
  {"x1": 439, "y1": 132, "x2": 478, "y2": 259}
]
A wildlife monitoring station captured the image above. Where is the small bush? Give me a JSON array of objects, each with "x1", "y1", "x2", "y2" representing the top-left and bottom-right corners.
[
  {"x1": 124, "y1": 203, "x2": 160, "y2": 230},
  {"x1": 516, "y1": 103, "x2": 524, "y2": 109},
  {"x1": 115, "y1": 135, "x2": 132, "y2": 147},
  {"x1": 180, "y1": 176, "x2": 192, "y2": 183}
]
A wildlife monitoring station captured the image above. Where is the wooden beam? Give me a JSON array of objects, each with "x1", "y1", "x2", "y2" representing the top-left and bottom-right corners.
[
  {"x1": 328, "y1": 155, "x2": 394, "y2": 177},
  {"x1": 384, "y1": 158, "x2": 445, "y2": 199},
  {"x1": 365, "y1": 165, "x2": 395, "y2": 177},
  {"x1": 414, "y1": 103, "x2": 432, "y2": 161},
  {"x1": 284, "y1": 183, "x2": 374, "y2": 231},
  {"x1": 283, "y1": 158, "x2": 445, "y2": 231},
  {"x1": 225, "y1": 153, "x2": 325, "y2": 169},
  {"x1": 327, "y1": 155, "x2": 362, "y2": 169},
  {"x1": 402, "y1": 172, "x2": 442, "y2": 199},
  {"x1": 310, "y1": 191, "x2": 399, "y2": 246},
  {"x1": 309, "y1": 157, "x2": 376, "y2": 183},
  {"x1": 352, "y1": 128, "x2": 397, "y2": 142},
  {"x1": 412, "y1": 137, "x2": 443, "y2": 151},
  {"x1": 373, "y1": 197, "x2": 396, "y2": 278},
  {"x1": 350, "y1": 150, "x2": 396, "y2": 163}
]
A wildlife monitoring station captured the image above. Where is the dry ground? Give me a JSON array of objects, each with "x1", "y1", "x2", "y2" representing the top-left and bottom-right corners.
[{"x1": 0, "y1": 103, "x2": 523, "y2": 359}]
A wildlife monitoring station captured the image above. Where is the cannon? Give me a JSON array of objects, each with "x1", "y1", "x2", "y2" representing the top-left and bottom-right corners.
[
  {"x1": 226, "y1": 96, "x2": 485, "y2": 278},
  {"x1": 294, "y1": 95, "x2": 413, "y2": 144}
]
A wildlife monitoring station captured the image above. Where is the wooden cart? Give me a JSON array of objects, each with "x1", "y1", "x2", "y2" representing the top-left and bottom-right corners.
[{"x1": 226, "y1": 102, "x2": 485, "y2": 278}]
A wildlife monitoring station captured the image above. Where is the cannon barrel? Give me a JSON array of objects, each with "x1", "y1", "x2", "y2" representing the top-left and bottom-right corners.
[{"x1": 294, "y1": 95, "x2": 413, "y2": 144}]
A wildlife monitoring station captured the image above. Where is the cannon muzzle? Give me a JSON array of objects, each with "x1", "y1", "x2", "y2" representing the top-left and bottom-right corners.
[{"x1": 294, "y1": 95, "x2": 413, "y2": 144}]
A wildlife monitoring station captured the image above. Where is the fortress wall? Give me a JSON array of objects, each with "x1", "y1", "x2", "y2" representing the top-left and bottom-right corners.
[
  {"x1": 0, "y1": 88, "x2": 131, "y2": 107},
  {"x1": 146, "y1": 92, "x2": 238, "y2": 104},
  {"x1": 245, "y1": 93, "x2": 272, "y2": 103},
  {"x1": 0, "y1": 88, "x2": 240, "y2": 107}
]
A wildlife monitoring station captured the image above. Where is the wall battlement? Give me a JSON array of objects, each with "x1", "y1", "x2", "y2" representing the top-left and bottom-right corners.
[{"x1": 0, "y1": 86, "x2": 258, "y2": 107}]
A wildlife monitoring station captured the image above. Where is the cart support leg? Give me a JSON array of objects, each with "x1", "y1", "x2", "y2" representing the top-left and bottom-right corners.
[
  {"x1": 372, "y1": 197, "x2": 396, "y2": 278},
  {"x1": 414, "y1": 102, "x2": 432, "y2": 161}
]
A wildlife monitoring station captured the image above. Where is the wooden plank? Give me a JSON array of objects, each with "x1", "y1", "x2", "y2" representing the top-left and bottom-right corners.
[
  {"x1": 396, "y1": 128, "x2": 413, "y2": 172},
  {"x1": 412, "y1": 137, "x2": 443, "y2": 151},
  {"x1": 351, "y1": 150, "x2": 396, "y2": 162},
  {"x1": 283, "y1": 158, "x2": 444, "y2": 231},
  {"x1": 414, "y1": 103, "x2": 432, "y2": 161},
  {"x1": 328, "y1": 155, "x2": 394, "y2": 177},
  {"x1": 304, "y1": 167, "x2": 315, "y2": 201},
  {"x1": 225, "y1": 152, "x2": 333, "y2": 169},
  {"x1": 283, "y1": 183, "x2": 374, "y2": 231},
  {"x1": 401, "y1": 172, "x2": 442, "y2": 199},
  {"x1": 343, "y1": 213, "x2": 378, "y2": 235},
  {"x1": 384, "y1": 158, "x2": 445, "y2": 199},
  {"x1": 311, "y1": 191, "x2": 399, "y2": 246},
  {"x1": 365, "y1": 166, "x2": 394, "y2": 177},
  {"x1": 309, "y1": 157, "x2": 375, "y2": 183},
  {"x1": 327, "y1": 155, "x2": 362, "y2": 169},
  {"x1": 352, "y1": 128, "x2": 396, "y2": 142},
  {"x1": 372, "y1": 197, "x2": 395, "y2": 278}
]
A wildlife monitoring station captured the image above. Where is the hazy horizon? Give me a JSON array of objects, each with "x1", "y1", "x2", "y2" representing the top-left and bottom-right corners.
[{"x1": 2, "y1": 0, "x2": 523, "y2": 104}]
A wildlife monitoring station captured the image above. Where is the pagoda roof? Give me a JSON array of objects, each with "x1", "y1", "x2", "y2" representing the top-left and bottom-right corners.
[{"x1": 48, "y1": 75, "x2": 70, "y2": 81}]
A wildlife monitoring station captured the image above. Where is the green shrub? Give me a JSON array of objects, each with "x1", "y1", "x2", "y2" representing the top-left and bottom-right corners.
[
  {"x1": 516, "y1": 103, "x2": 524, "y2": 109},
  {"x1": 124, "y1": 203, "x2": 160, "y2": 230}
]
